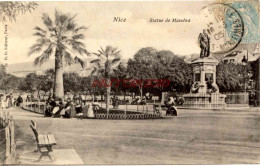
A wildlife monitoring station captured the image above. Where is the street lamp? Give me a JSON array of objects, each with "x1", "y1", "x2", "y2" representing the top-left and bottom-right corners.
[
  {"x1": 241, "y1": 55, "x2": 248, "y2": 92},
  {"x1": 242, "y1": 55, "x2": 247, "y2": 66}
]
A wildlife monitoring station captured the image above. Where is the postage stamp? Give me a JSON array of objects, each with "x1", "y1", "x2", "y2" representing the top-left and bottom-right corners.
[
  {"x1": 228, "y1": 1, "x2": 259, "y2": 44},
  {"x1": 200, "y1": 3, "x2": 244, "y2": 54}
]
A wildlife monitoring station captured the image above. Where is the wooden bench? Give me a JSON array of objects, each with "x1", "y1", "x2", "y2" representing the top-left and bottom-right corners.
[{"x1": 30, "y1": 120, "x2": 57, "y2": 162}]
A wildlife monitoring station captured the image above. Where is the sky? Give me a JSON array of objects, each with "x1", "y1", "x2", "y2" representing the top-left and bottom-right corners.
[{"x1": 0, "y1": 1, "x2": 212, "y2": 64}]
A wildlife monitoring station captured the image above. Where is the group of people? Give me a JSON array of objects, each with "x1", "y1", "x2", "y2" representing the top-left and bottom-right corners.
[
  {"x1": 0, "y1": 93, "x2": 23, "y2": 109},
  {"x1": 44, "y1": 94, "x2": 95, "y2": 118}
]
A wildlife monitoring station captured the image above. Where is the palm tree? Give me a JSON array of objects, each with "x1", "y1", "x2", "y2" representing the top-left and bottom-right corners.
[
  {"x1": 28, "y1": 10, "x2": 90, "y2": 98},
  {"x1": 0, "y1": 2, "x2": 38, "y2": 23},
  {"x1": 90, "y1": 46, "x2": 121, "y2": 114}
]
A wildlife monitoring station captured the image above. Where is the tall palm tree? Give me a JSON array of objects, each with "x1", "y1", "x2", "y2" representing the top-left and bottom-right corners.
[
  {"x1": 28, "y1": 10, "x2": 90, "y2": 98},
  {"x1": 90, "y1": 46, "x2": 121, "y2": 114}
]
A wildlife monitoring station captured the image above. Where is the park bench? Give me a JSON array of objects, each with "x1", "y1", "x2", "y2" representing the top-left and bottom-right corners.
[{"x1": 30, "y1": 120, "x2": 57, "y2": 162}]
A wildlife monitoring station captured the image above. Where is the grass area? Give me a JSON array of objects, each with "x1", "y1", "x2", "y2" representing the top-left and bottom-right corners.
[{"x1": 11, "y1": 107, "x2": 260, "y2": 164}]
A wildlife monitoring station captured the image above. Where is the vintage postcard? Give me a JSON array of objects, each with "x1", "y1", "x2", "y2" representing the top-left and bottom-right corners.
[{"x1": 0, "y1": 0, "x2": 259, "y2": 165}]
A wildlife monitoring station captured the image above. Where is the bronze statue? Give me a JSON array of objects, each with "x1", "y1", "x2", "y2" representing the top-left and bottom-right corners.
[{"x1": 198, "y1": 29, "x2": 210, "y2": 58}]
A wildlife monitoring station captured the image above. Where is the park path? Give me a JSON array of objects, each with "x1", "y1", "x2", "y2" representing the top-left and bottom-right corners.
[
  {"x1": 2, "y1": 106, "x2": 260, "y2": 164},
  {"x1": 2, "y1": 107, "x2": 84, "y2": 165}
]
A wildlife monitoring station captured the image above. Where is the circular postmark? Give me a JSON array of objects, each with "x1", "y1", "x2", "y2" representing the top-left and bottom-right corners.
[{"x1": 200, "y1": 3, "x2": 244, "y2": 54}]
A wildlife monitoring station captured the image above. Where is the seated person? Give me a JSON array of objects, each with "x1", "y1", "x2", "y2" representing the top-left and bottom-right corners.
[
  {"x1": 61, "y1": 101, "x2": 72, "y2": 118},
  {"x1": 166, "y1": 97, "x2": 175, "y2": 107},
  {"x1": 92, "y1": 99, "x2": 100, "y2": 113},
  {"x1": 166, "y1": 105, "x2": 178, "y2": 116},
  {"x1": 17, "y1": 95, "x2": 23, "y2": 106},
  {"x1": 45, "y1": 102, "x2": 52, "y2": 117},
  {"x1": 74, "y1": 99, "x2": 83, "y2": 115},
  {"x1": 52, "y1": 98, "x2": 64, "y2": 117},
  {"x1": 45, "y1": 98, "x2": 55, "y2": 117}
]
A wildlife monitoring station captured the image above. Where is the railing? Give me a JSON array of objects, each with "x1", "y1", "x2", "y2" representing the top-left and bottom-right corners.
[
  {"x1": 0, "y1": 111, "x2": 16, "y2": 164},
  {"x1": 181, "y1": 93, "x2": 226, "y2": 109},
  {"x1": 23, "y1": 100, "x2": 46, "y2": 114},
  {"x1": 224, "y1": 92, "x2": 249, "y2": 107},
  {"x1": 22, "y1": 99, "x2": 163, "y2": 119}
]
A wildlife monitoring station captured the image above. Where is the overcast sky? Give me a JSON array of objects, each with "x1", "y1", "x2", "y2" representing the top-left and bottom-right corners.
[{"x1": 0, "y1": 1, "x2": 212, "y2": 64}]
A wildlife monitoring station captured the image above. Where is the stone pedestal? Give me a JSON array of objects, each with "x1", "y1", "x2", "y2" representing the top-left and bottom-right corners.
[{"x1": 183, "y1": 56, "x2": 226, "y2": 109}]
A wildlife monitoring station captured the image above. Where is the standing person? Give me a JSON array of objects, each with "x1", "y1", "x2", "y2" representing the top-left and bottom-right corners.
[
  {"x1": 1, "y1": 94, "x2": 6, "y2": 109},
  {"x1": 10, "y1": 93, "x2": 14, "y2": 107},
  {"x1": 26, "y1": 95, "x2": 30, "y2": 102},
  {"x1": 198, "y1": 29, "x2": 210, "y2": 58},
  {"x1": 87, "y1": 104, "x2": 95, "y2": 118}
]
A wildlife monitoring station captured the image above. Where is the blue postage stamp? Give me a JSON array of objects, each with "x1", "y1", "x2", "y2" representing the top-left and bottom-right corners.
[{"x1": 230, "y1": 1, "x2": 259, "y2": 44}]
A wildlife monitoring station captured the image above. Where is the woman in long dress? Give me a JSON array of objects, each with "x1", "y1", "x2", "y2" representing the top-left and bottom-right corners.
[
  {"x1": 87, "y1": 104, "x2": 95, "y2": 118},
  {"x1": 1, "y1": 95, "x2": 6, "y2": 109}
]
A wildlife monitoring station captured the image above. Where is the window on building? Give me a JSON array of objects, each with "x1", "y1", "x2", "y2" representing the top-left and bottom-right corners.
[
  {"x1": 205, "y1": 73, "x2": 213, "y2": 82},
  {"x1": 195, "y1": 73, "x2": 200, "y2": 82}
]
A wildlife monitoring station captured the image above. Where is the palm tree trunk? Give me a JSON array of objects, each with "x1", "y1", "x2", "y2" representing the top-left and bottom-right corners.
[
  {"x1": 106, "y1": 82, "x2": 111, "y2": 114},
  {"x1": 54, "y1": 51, "x2": 64, "y2": 98}
]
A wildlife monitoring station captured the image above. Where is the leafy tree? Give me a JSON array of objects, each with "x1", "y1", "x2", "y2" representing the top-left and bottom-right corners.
[
  {"x1": 28, "y1": 10, "x2": 90, "y2": 98},
  {"x1": 127, "y1": 48, "x2": 192, "y2": 99},
  {"x1": 90, "y1": 46, "x2": 121, "y2": 114},
  {"x1": 127, "y1": 47, "x2": 157, "y2": 98},
  {"x1": 44, "y1": 68, "x2": 55, "y2": 95},
  {"x1": 216, "y1": 62, "x2": 252, "y2": 92},
  {"x1": 0, "y1": 2, "x2": 38, "y2": 23},
  {"x1": 1, "y1": 74, "x2": 21, "y2": 93},
  {"x1": 111, "y1": 63, "x2": 128, "y2": 99},
  {"x1": 19, "y1": 73, "x2": 41, "y2": 96},
  {"x1": 0, "y1": 64, "x2": 21, "y2": 93},
  {"x1": 63, "y1": 72, "x2": 82, "y2": 95},
  {"x1": 155, "y1": 50, "x2": 193, "y2": 93}
]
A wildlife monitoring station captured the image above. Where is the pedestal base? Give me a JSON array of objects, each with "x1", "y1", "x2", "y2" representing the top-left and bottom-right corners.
[{"x1": 182, "y1": 93, "x2": 226, "y2": 109}]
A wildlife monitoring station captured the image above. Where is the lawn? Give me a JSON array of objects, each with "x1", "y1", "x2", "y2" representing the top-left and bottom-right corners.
[{"x1": 9, "y1": 107, "x2": 260, "y2": 164}]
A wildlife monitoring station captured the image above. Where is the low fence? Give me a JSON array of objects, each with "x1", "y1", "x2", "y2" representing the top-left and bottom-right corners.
[
  {"x1": 181, "y1": 93, "x2": 226, "y2": 109},
  {"x1": 224, "y1": 92, "x2": 249, "y2": 107},
  {"x1": 0, "y1": 111, "x2": 16, "y2": 164},
  {"x1": 22, "y1": 100, "x2": 163, "y2": 119}
]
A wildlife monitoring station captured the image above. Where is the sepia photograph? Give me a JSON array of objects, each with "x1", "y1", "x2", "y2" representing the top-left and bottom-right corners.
[{"x1": 0, "y1": 0, "x2": 259, "y2": 165}]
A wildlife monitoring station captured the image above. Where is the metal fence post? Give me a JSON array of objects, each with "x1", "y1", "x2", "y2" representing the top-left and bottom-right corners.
[
  {"x1": 38, "y1": 100, "x2": 40, "y2": 113},
  {"x1": 125, "y1": 103, "x2": 127, "y2": 115},
  {"x1": 10, "y1": 117, "x2": 15, "y2": 157},
  {"x1": 5, "y1": 125, "x2": 10, "y2": 158}
]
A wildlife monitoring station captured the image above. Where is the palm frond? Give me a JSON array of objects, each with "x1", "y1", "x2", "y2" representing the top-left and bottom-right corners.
[
  {"x1": 63, "y1": 51, "x2": 74, "y2": 65},
  {"x1": 34, "y1": 43, "x2": 55, "y2": 65},
  {"x1": 28, "y1": 39, "x2": 52, "y2": 56},
  {"x1": 74, "y1": 26, "x2": 87, "y2": 33},
  {"x1": 112, "y1": 57, "x2": 121, "y2": 64},
  {"x1": 42, "y1": 13, "x2": 53, "y2": 29},
  {"x1": 74, "y1": 56, "x2": 85, "y2": 68},
  {"x1": 33, "y1": 32, "x2": 46, "y2": 38},
  {"x1": 90, "y1": 67, "x2": 98, "y2": 76},
  {"x1": 72, "y1": 34, "x2": 84, "y2": 40},
  {"x1": 90, "y1": 59, "x2": 100, "y2": 64},
  {"x1": 34, "y1": 26, "x2": 47, "y2": 34}
]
